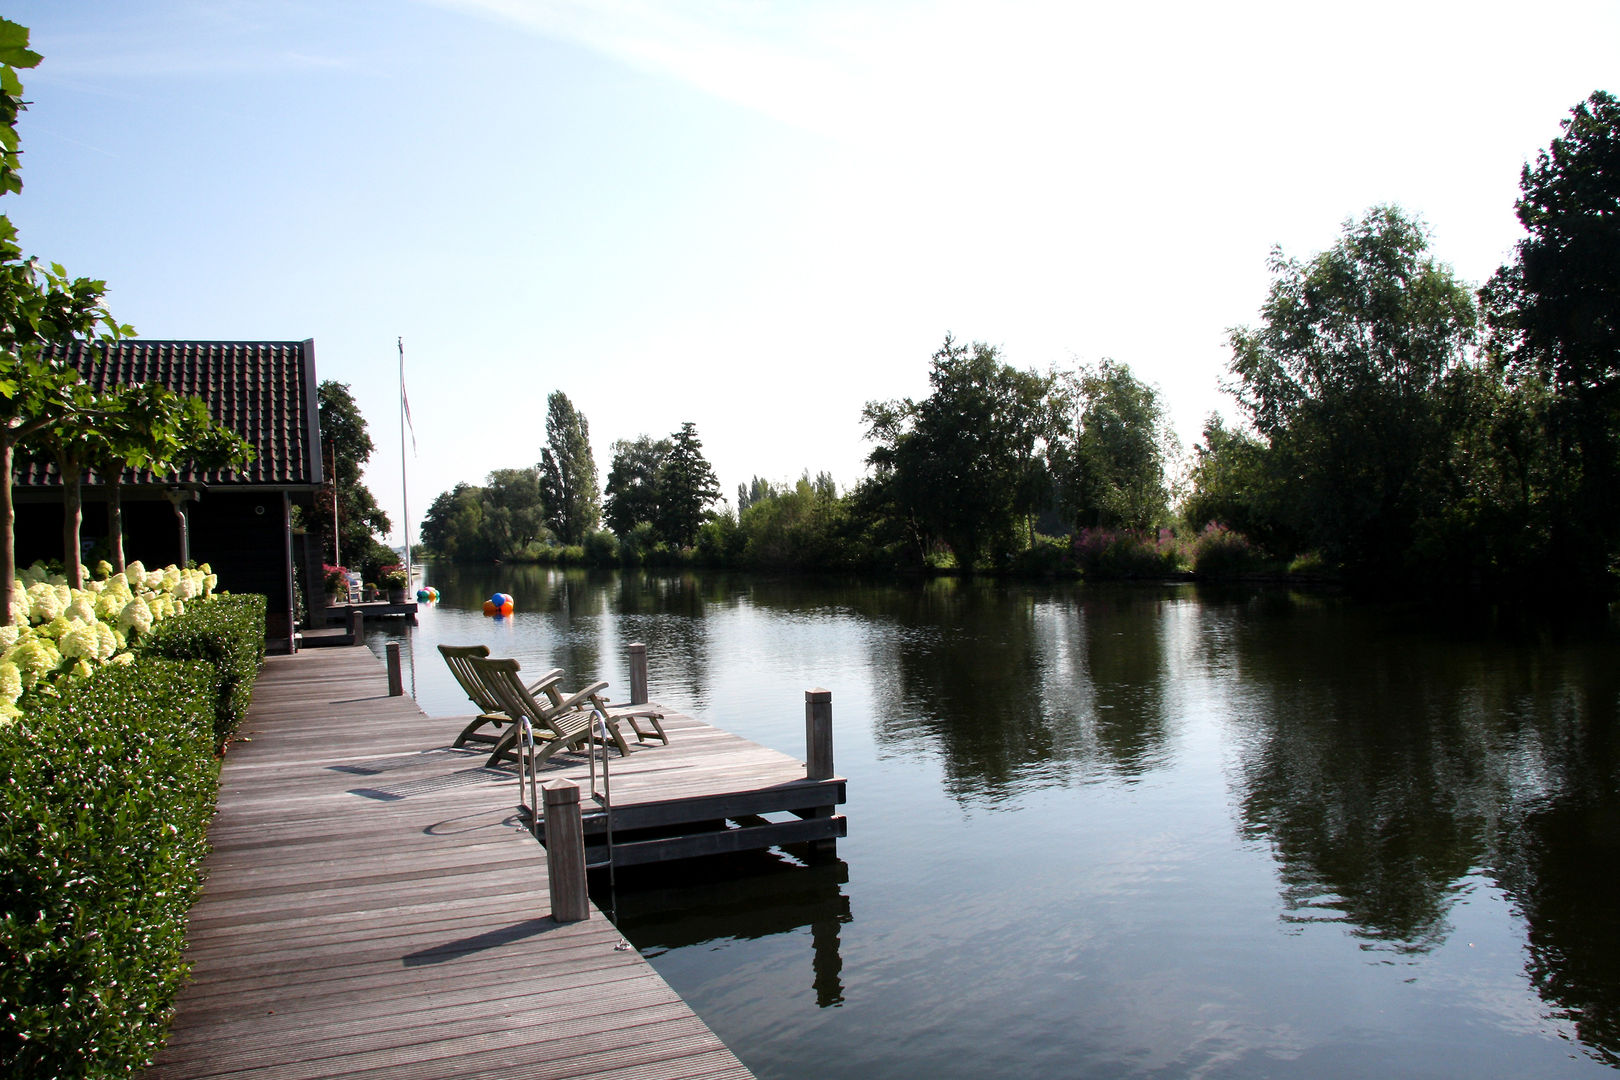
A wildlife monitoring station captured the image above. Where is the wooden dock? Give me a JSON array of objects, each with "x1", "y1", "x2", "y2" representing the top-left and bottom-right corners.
[{"x1": 147, "y1": 644, "x2": 839, "y2": 1079}]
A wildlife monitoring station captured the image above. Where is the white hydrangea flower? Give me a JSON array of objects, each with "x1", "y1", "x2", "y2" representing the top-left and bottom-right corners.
[
  {"x1": 27, "y1": 582, "x2": 64, "y2": 623},
  {"x1": 107, "y1": 651, "x2": 135, "y2": 666},
  {"x1": 124, "y1": 561, "x2": 146, "y2": 583},
  {"x1": 5, "y1": 636, "x2": 62, "y2": 690},
  {"x1": 0, "y1": 659, "x2": 21, "y2": 707},
  {"x1": 118, "y1": 597, "x2": 154, "y2": 637},
  {"x1": 94, "y1": 588, "x2": 127, "y2": 621},
  {"x1": 56, "y1": 621, "x2": 91, "y2": 659},
  {"x1": 18, "y1": 562, "x2": 49, "y2": 586},
  {"x1": 64, "y1": 595, "x2": 97, "y2": 624},
  {"x1": 0, "y1": 624, "x2": 21, "y2": 651}
]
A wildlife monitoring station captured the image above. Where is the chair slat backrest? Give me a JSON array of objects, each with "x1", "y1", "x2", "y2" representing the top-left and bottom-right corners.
[
  {"x1": 439, "y1": 644, "x2": 502, "y2": 716},
  {"x1": 472, "y1": 656, "x2": 595, "y2": 741}
]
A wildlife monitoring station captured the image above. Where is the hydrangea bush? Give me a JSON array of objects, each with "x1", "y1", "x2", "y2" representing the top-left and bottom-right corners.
[{"x1": 0, "y1": 559, "x2": 218, "y2": 721}]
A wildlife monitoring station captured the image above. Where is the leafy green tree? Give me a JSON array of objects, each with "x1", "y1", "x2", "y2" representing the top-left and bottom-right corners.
[
  {"x1": 482, "y1": 466, "x2": 545, "y2": 556},
  {"x1": 537, "y1": 391, "x2": 600, "y2": 545},
  {"x1": 656, "y1": 421, "x2": 721, "y2": 548},
  {"x1": 316, "y1": 381, "x2": 393, "y2": 577},
  {"x1": 863, "y1": 336, "x2": 1057, "y2": 567},
  {"x1": 1063, "y1": 359, "x2": 1171, "y2": 530},
  {"x1": 419, "y1": 482, "x2": 495, "y2": 562},
  {"x1": 1483, "y1": 91, "x2": 1620, "y2": 587},
  {"x1": 0, "y1": 21, "x2": 133, "y2": 610},
  {"x1": 603, "y1": 435, "x2": 670, "y2": 537},
  {"x1": 1181, "y1": 413, "x2": 1272, "y2": 538},
  {"x1": 1227, "y1": 206, "x2": 1477, "y2": 572}
]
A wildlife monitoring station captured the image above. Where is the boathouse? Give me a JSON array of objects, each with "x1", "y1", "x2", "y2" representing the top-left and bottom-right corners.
[{"x1": 12, "y1": 339, "x2": 327, "y2": 654}]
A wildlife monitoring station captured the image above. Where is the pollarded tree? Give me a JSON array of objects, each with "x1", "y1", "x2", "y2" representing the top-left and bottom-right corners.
[
  {"x1": 1483, "y1": 91, "x2": 1620, "y2": 587},
  {"x1": 656, "y1": 422, "x2": 721, "y2": 548},
  {"x1": 1227, "y1": 206, "x2": 1477, "y2": 571},
  {"x1": 0, "y1": 22, "x2": 134, "y2": 610},
  {"x1": 537, "y1": 391, "x2": 600, "y2": 545},
  {"x1": 603, "y1": 434, "x2": 670, "y2": 537}
]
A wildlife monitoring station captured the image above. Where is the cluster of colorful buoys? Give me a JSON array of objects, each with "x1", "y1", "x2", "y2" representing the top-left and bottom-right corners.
[
  {"x1": 482, "y1": 592, "x2": 514, "y2": 617},
  {"x1": 415, "y1": 587, "x2": 440, "y2": 603}
]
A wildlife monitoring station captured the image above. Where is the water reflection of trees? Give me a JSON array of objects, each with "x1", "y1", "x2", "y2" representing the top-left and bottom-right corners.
[
  {"x1": 1224, "y1": 597, "x2": 1620, "y2": 1062},
  {"x1": 860, "y1": 580, "x2": 1180, "y2": 803}
]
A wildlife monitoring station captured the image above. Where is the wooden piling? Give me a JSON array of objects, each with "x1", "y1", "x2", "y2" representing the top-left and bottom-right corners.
[
  {"x1": 385, "y1": 642, "x2": 403, "y2": 696},
  {"x1": 349, "y1": 608, "x2": 364, "y2": 646},
  {"x1": 628, "y1": 642, "x2": 648, "y2": 706},
  {"x1": 804, "y1": 689, "x2": 836, "y2": 860},
  {"x1": 805, "y1": 689, "x2": 833, "y2": 780},
  {"x1": 543, "y1": 779, "x2": 590, "y2": 922}
]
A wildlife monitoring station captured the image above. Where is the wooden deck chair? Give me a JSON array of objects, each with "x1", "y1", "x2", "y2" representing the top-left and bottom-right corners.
[
  {"x1": 470, "y1": 656, "x2": 637, "y2": 768},
  {"x1": 557, "y1": 684, "x2": 670, "y2": 747},
  {"x1": 438, "y1": 644, "x2": 563, "y2": 752}
]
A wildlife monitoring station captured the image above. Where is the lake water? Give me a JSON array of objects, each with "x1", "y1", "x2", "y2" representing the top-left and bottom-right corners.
[{"x1": 367, "y1": 564, "x2": 1620, "y2": 1079}]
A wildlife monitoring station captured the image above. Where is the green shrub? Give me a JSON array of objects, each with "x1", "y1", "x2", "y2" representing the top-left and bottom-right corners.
[
  {"x1": 581, "y1": 529, "x2": 619, "y2": 567},
  {"x1": 0, "y1": 657, "x2": 221, "y2": 1077},
  {"x1": 1008, "y1": 533, "x2": 1075, "y2": 576},
  {"x1": 138, "y1": 593, "x2": 266, "y2": 750}
]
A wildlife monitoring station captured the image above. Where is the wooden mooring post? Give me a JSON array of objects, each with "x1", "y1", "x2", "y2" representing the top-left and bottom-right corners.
[
  {"x1": 543, "y1": 779, "x2": 590, "y2": 922},
  {"x1": 805, "y1": 688, "x2": 836, "y2": 859},
  {"x1": 349, "y1": 608, "x2": 364, "y2": 646},
  {"x1": 628, "y1": 642, "x2": 648, "y2": 705},
  {"x1": 385, "y1": 642, "x2": 404, "y2": 696}
]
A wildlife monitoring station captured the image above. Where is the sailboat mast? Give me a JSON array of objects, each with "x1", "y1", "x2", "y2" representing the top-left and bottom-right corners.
[{"x1": 398, "y1": 336, "x2": 412, "y2": 582}]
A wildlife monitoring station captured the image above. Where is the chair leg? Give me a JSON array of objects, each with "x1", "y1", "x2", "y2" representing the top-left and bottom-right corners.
[
  {"x1": 484, "y1": 725, "x2": 520, "y2": 768},
  {"x1": 455, "y1": 714, "x2": 506, "y2": 749}
]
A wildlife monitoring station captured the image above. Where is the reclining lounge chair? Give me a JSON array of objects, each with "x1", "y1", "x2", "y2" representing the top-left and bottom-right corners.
[
  {"x1": 438, "y1": 643, "x2": 564, "y2": 753},
  {"x1": 469, "y1": 655, "x2": 638, "y2": 768}
]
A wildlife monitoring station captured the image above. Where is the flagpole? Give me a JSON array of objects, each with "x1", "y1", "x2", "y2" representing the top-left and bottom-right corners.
[{"x1": 398, "y1": 337, "x2": 413, "y2": 585}]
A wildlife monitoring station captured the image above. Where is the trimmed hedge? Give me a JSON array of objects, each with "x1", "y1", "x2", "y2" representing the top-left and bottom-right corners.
[
  {"x1": 138, "y1": 593, "x2": 266, "y2": 750},
  {"x1": 0, "y1": 594, "x2": 265, "y2": 1077}
]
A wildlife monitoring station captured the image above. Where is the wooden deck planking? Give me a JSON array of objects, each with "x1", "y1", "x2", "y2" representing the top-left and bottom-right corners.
[{"x1": 148, "y1": 646, "x2": 757, "y2": 1080}]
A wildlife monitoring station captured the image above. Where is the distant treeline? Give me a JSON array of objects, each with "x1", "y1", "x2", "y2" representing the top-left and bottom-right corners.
[{"x1": 422, "y1": 92, "x2": 1620, "y2": 599}]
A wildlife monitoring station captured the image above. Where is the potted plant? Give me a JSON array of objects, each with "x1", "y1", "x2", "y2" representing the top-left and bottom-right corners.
[
  {"x1": 323, "y1": 564, "x2": 350, "y2": 606},
  {"x1": 379, "y1": 565, "x2": 408, "y2": 603}
]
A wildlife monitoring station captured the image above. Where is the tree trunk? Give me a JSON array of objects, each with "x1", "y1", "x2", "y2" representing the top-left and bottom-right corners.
[
  {"x1": 61, "y1": 460, "x2": 83, "y2": 589},
  {"x1": 1, "y1": 437, "x2": 14, "y2": 625},
  {"x1": 107, "y1": 478, "x2": 126, "y2": 573}
]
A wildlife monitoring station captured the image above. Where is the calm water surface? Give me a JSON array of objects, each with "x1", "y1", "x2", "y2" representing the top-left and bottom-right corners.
[{"x1": 368, "y1": 565, "x2": 1620, "y2": 1079}]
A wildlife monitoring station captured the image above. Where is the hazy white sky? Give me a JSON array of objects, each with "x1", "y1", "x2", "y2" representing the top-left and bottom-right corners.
[{"x1": 7, "y1": 1, "x2": 1618, "y2": 547}]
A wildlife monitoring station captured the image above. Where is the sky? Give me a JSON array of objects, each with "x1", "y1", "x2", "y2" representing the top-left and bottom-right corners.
[{"x1": 5, "y1": 0, "x2": 1618, "y2": 549}]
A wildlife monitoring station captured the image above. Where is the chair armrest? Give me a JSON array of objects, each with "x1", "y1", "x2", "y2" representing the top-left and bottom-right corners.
[{"x1": 547, "y1": 680, "x2": 610, "y2": 712}]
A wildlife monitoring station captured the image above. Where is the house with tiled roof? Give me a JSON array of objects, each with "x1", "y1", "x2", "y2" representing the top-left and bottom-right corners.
[{"x1": 13, "y1": 339, "x2": 327, "y2": 653}]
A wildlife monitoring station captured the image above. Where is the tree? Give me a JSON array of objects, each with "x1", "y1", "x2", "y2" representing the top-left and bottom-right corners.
[
  {"x1": 1227, "y1": 206, "x2": 1477, "y2": 571},
  {"x1": 482, "y1": 467, "x2": 545, "y2": 556},
  {"x1": 1063, "y1": 359, "x2": 1171, "y2": 531},
  {"x1": 1483, "y1": 91, "x2": 1620, "y2": 587},
  {"x1": 656, "y1": 422, "x2": 721, "y2": 548},
  {"x1": 537, "y1": 391, "x2": 600, "y2": 545},
  {"x1": 316, "y1": 381, "x2": 393, "y2": 577},
  {"x1": 603, "y1": 435, "x2": 669, "y2": 537},
  {"x1": 419, "y1": 482, "x2": 495, "y2": 562},
  {"x1": 0, "y1": 22, "x2": 133, "y2": 611},
  {"x1": 863, "y1": 336, "x2": 1057, "y2": 567}
]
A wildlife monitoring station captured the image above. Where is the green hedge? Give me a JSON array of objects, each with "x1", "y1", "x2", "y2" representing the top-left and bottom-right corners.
[
  {"x1": 138, "y1": 593, "x2": 266, "y2": 750},
  {"x1": 0, "y1": 658, "x2": 219, "y2": 1077},
  {"x1": 0, "y1": 593, "x2": 266, "y2": 1077}
]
